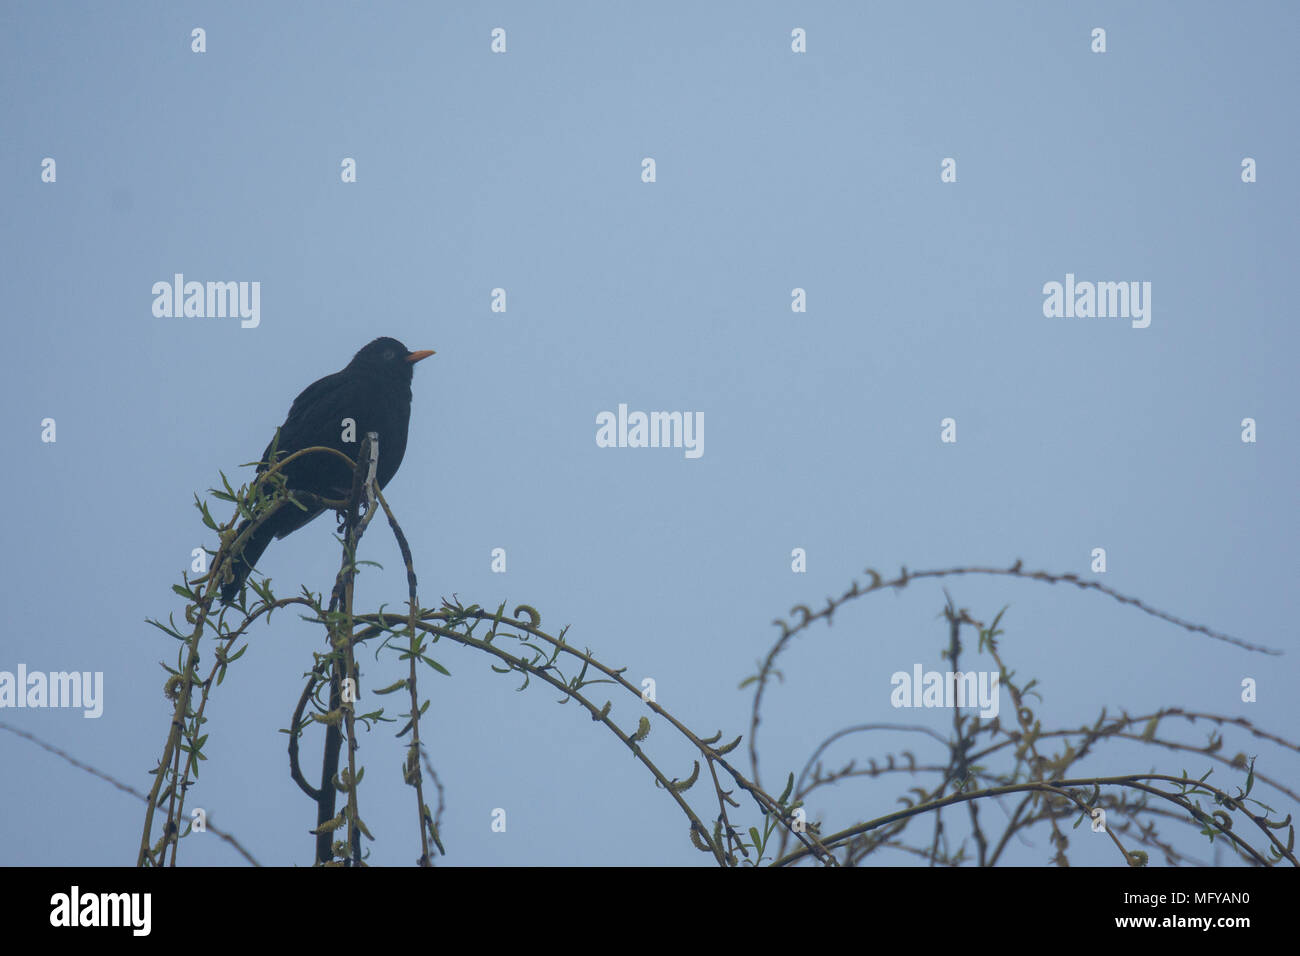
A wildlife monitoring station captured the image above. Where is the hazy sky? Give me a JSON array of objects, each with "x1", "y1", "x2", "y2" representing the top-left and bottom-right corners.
[{"x1": 2, "y1": 2, "x2": 1296, "y2": 867}]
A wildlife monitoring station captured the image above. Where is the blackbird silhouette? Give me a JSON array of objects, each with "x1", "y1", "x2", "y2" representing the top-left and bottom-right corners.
[{"x1": 220, "y1": 337, "x2": 434, "y2": 604}]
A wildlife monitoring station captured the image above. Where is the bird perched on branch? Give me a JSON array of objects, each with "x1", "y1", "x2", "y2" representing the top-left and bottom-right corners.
[{"x1": 219, "y1": 336, "x2": 434, "y2": 605}]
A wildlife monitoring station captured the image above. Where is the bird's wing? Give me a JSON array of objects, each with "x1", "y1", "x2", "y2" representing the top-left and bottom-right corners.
[
  {"x1": 258, "y1": 370, "x2": 379, "y2": 501},
  {"x1": 258, "y1": 368, "x2": 353, "y2": 468}
]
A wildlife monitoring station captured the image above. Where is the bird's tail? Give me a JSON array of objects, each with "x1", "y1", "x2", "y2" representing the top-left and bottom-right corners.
[{"x1": 219, "y1": 518, "x2": 276, "y2": 605}]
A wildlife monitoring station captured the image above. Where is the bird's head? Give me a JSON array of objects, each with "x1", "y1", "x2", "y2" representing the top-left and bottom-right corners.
[{"x1": 350, "y1": 337, "x2": 436, "y2": 380}]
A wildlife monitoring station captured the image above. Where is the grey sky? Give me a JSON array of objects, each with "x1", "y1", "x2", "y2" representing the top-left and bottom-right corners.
[{"x1": 1, "y1": 2, "x2": 1296, "y2": 866}]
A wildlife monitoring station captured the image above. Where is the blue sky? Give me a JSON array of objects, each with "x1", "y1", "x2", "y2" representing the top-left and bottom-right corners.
[{"x1": 1, "y1": 2, "x2": 1296, "y2": 867}]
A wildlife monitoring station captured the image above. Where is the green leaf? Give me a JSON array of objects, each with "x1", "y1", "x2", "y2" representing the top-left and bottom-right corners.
[
  {"x1": 713, "y1": 734, "x2": 743, "y2": 756},
  {"x1": 420, "y1": 654, "x2": 451, "y2": 676},
  {"x1": 778, "y1": 772, "x2": 795, "y2": 805},
  {"x1": 668, "y1": 761, "x2": 700, "y2": 792}
]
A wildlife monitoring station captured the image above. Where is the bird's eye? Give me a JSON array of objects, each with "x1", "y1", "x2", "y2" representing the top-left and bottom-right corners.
[{"x1": 384, "y1": 350, "x2": 395, "y2": 361}]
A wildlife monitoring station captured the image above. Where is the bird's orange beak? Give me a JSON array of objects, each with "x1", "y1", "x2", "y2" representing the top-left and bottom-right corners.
[{"x1": 406, "y1": 350, "x2": 436, "y2": 363}]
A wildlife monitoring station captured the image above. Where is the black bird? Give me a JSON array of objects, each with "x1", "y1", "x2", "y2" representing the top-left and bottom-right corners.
[{"x1": 220, "y1": 337, "x2": 434, "y2": 604}]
